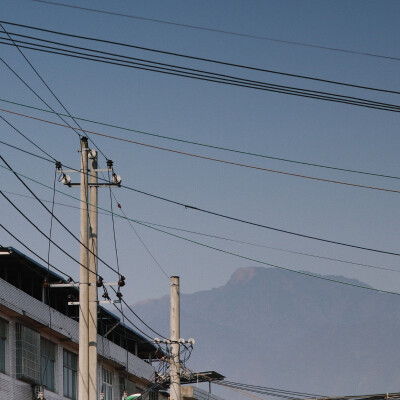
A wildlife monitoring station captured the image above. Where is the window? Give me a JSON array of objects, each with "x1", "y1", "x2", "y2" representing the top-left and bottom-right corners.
[
  {"x1": 0, "y1": 318, "x2": 7, "y2": 373},
  {"x1": 149, "y1": 390, "x2": 159, "y2": 400},
  {"x1": 102, "y1": 367, "x2": 113, "y2": 400},
  {"x1": 63, "y1": 350, "x2": 77, "y2": 400},
  {"x1": 41, "y1": 338, "x2": 56, "y2": 392},
  {"x1": 119, "y1": 377, "x2": 137, "y2": 398},
  {"x1": 15, "y1": 323, "x2": 40, "y2": 383}
]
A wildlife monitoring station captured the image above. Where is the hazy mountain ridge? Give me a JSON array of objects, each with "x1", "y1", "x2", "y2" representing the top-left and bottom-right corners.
[{"x1": 132, "y1": 267, "x2": 400, "y2": 396}]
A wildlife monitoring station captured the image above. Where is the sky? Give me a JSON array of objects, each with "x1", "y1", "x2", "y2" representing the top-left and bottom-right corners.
[{"x1": 1, "y1": 0, "x2": 400, "y2": 332}]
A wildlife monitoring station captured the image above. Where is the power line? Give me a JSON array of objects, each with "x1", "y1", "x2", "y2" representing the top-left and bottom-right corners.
[
  {"x1": 0, "y1": 110, "x2": 167, "y2": 339},
  {"x1": 3, "y1": 188, "x2": 398, "y2": 275},
  {"x1": 3, "y1": 107, "x2": 400, "y2": 195},
  {"x1": 215, "y1": 380, "x2": 319, "y2": 400},
  {"x1": 30, "y1": 1, "x2": 400, "y2": 62},
  {"x1": 1, "y1": 36, "x2": 399, "y2": 112},
  {"x1": 2, "y1": 97, "x2": 399, "y2": 181},
  {"x1": 0, "y1": 183, "x2": 166, "y2": 340},
  {"x1": 0, "y1": 154, "x2": 122, "y2": 277},
  {"x1": 127, "y1": 217, "x2": 400, "y2": 296},
  {"x1": 122, "y1": 183, "x2": 400, "y2": 257},
  {"x1": 0, "y1": 134, "x2": 54, "y2": 163},
  {"x1": 1, "y1": 28, "x2": 399, "y2": 96},
  {"x1": 111, "y1": 194, "x2": 170, "y2": 280},
  {"x1": 2, "y1": 162, "x2": 400, "y2": 294},
  {"x1": 0, "y1": 56, "x2": 82, "y2": 140},
  {"x1": 0, "y1": 153, "x2": 166, "y2": 341},
  {"x1": 0, "y1": 223, "x2": 166, "y2": 341},
  {"x1": 0, "y1": 224, "x2": 75, "y2": 280},
  {"x1": 0, "y1": 114, "x2": 57, "y2": 161},
  {"x1": 0, "y1": 24, "x2": 110, "y2": 160},
  {"x1": 2, "y1": 162, "x2": 400, "y2": 259}
]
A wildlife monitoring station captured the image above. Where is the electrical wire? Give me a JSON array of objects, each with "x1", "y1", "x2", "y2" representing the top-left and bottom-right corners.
[
  {"x1": 110, "y1": 286, "x2": 168, "y2": 340},
  {"x1": 0, "y1": 197, "x2": 166, "y2": 340},
  {"x1": 0, "y1": 154, "x2": 122, "y2": 276},
  {"x1": 215, "y1": 381, "x2": 312, "y2": 400},
  {"x1": 3, "y1": 107, "x2": 400, "y2": 195},
  {"x1": 111, "y1": 195, "x2": 170, "y2": 280},
  {"x1": 2, "y1": 162, "x2": 400, "y2": 262},
  {"x1": 120, "y1": 216, "x2": 400, "y2": 296},
  {"x1": 218, "y1": 381, "x2": 320, "y2": 398},
  {"x1": 121, "y1": 184, "x2": 400, "y2": 256},
  {"x1": 1, "y1": 28, "x2": 399, "y2": 96},
  {"x1": 4, "y1": 187, "x2": 399, "y2": 275},
  {"x1": 1, "y1": 31, "x2": 160, "y2": 344},
  {"x1": 2, "y1": 97, "x2": 399, "y2": 181},
  {"x1": 0, "y1": 26, "x2": 109, "y2": 163},
  {"x1": 0, "y1": 137, "x2": 54, "y2": 163},
  {"x1": 0, "y1": 114, "x2": 57, "y2": 161},
  {"x1": 0, "y1": 37, "x2": 399, "y2": 112},
  {"x1": 0, "y1": 224, "x2": 74, "y2": 280},
  {"x1": 0, "y1": 24, "x2": 83, "y2": 139},
  {"x1": 2, "y1": 134, "x2": 398, "y2": 278},
  {"x1": 3, "y1": 162, "x2": 400, "y2": 296},
  {"x1": 41, "y1": 167, "x2": 57, "y2": 388},
  {"x1": 0, "y1": 207, "x2": 165, "y2": 354},
  {"x1": 0, "y1": 189, "x2": 90, "y2": 273},
  {"x1": 0, "y1": 56, "x2": 81, "y2": 140},
  {"x1": 14, "y1": 7, "x2": 400, "y2": 62}
]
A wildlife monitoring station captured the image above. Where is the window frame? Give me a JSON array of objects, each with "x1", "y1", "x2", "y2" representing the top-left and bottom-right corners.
[
  {"x1": 102, "y1": 367, "x2": 113, "y2": 400},
  {"x1": 40, "y1": 337, "x2": 56, "y2": 392},
  {"x1": 0, "y1": 318, "x2": 8, "y2": 374},
  {"x1": 63, "y1": 349, "x2": 77, "y2": 400}
]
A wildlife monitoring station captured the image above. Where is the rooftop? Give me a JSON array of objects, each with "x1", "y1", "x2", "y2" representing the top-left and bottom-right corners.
[{"x1": 0, "y1": 246, "x2": 162, "y2": 360}]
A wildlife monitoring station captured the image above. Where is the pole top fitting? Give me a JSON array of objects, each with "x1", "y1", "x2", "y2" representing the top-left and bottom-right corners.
[
  {"x1": 81, "y1": 136, "x2": 88, "y2": 143},
  {"x1": 106, "y1": 159, "x2": 113, "y2": 168},
  {"x1": 55, "y1": 161, "x2": 62, "y2": 170}
]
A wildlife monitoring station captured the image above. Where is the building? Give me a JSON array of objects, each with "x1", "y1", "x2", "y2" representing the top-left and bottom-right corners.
[{"x1": 0, "y1": 246, "x2": 163, "y2": 400}]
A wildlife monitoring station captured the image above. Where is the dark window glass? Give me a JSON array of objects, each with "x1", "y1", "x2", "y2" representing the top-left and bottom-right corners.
[
  {"x1": 63, "y1": 350, "x2": 77, "y2": 399},
  {"x1": 41, "y1": 338, "x2": 56, "y2": 392}
]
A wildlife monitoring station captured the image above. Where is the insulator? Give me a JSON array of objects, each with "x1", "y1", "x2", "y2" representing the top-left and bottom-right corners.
[
  {"x1": 61, "y1": 174, "x2": 71, "y2": 185},
  {"x1": 112, "y1": 173, "x2": 122, "y2": 185},
  {"x1": 96, "y1": 277, "x2": 104, "y2": 287},
  {"x1": 118, "y1": 276, "x2": 126, "y2": 287}
]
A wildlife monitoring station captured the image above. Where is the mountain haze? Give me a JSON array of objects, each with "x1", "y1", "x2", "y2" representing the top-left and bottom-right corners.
[{"x1": 132, "y1": 267, "x2": 400, "y2": 396}]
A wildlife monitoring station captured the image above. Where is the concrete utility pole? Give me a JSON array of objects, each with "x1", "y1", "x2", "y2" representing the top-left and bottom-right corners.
[
  {"x1": 88, "y1": 149, "x2": 98, "y2": 400},
  {"x1": 56, "y1": 139, "x2": 121, "y2": 400},
  {"x1": 79, "y1": 137, "x2": 90, "y2": 400},
  {"x1": 170, "y1": 276, "x2": 181, "y2": 400}
]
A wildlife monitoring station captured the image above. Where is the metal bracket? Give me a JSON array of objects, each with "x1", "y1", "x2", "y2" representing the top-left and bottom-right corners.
[
  {"x1": 68, "y1": 299, "x2": 121, "y2": 306},
  {"x1": 50, "y1": 282, "x2": 120, "y2": 288}
]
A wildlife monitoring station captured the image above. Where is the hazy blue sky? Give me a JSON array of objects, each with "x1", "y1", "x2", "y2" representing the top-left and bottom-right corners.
[{"x1": 1, "y1": 0, "x2": 399, "y2": 315}]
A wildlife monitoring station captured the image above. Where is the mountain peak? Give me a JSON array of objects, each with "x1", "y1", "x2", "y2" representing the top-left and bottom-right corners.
[{"x1": 226, "y1": 266, "x2": 258, "y2": 286}]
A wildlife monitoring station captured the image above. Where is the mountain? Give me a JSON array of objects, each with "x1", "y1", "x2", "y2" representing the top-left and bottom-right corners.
[{"x1": 132, "y1": 267, "x2": 400, "y2": 396}]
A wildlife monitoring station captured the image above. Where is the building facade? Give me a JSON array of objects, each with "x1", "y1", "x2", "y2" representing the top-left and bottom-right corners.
[{"x1": 0, "y1": 247, "x2": 161, "y2": 400}]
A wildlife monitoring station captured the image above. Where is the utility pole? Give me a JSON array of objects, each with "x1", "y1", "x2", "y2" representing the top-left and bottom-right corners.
[
  {"x1": 170, "y1": 276, "x2": 181, "y2": 400},
  {"x1": 88, "y1": 149, "x2": 98, "y2": 400},
  {"x1": 54, "y1": 139, "x2": 122, "y2": 400},
  {"x1": 79, "y1": 137, "x2": 90, "y2": 400}
]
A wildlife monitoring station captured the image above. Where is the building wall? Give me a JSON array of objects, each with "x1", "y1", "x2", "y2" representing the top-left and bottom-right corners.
[{"x1": 0, "y1": 277, "x2": 156, "y2": 400}]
